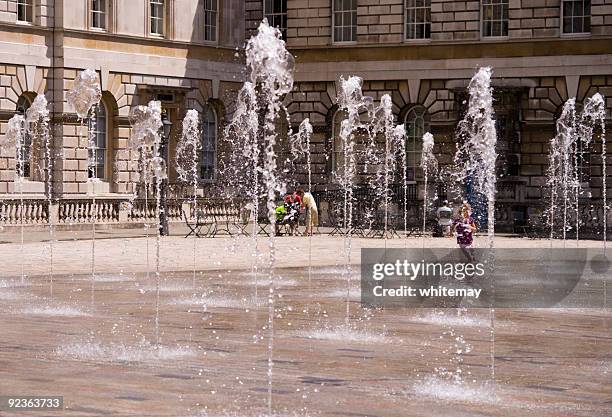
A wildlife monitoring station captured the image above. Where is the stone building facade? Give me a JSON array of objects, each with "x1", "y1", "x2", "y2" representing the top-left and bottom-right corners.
[{"x1": 0, "y1": 0, "x2": 611, "y2": 232}]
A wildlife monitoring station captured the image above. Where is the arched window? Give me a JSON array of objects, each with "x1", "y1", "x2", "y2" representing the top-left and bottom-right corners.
[
  {"x1": 16, "y1": 95, "x2": 32, "y2": 178},
  {"x1": 88, "y1": 101, "x2": 108, "y2": 179},
  {"x1": 200, "y1": 106, "x2": 217, "y2": 181},
  {"x1": 404, "y1": 105, "x2": 429, "y2": 181},
  {"x1": 331, "y1": 109, "x2": 347, "y2": 178}
]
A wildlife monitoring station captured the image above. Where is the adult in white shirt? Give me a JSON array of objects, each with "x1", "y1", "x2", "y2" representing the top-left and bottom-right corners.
[{"x1": 296, "y1": 187, "x2": 318, "y2": 236}]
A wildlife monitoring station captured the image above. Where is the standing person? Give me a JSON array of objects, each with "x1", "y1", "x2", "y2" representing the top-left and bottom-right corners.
[
  {"x1": 296, "y1": 187, "x2": 318, "y2": 236},
  {"x1": 452, "y1": 202, "x2": 477, "y2": 262}
]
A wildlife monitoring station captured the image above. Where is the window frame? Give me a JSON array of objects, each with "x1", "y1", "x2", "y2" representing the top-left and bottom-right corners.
[
  {"x1": 263, "y1": 0, "x2": 288, "y2": 39},
  {"x1": 149, "y1": 0, "x2": 166, "y2": 37},
  {"x1": 560, "y1": 0, "x2": 591, "y2": 36},
  {"x1": 16, "y1": 0, "x2": 34, "y2": 24},
  {"x1": 332, "y1": 0, "x2": 357, "y2": 44},
  {"x1": 481, "y1": 0, "x2": 509, "y2": 39},
  {"x1": 203, "y1": 0, "x2": 219, "y2": 43},
  {"x1": 89, "y1": 0, "x2": 108, "y2": 31},
  {"x1": 87, "y1": 101, "x2": 110, "y2": 181},
  {"x1": 404, "y1": 105, "x2": 429, "y2": 183},
  {"x1": 16, "y1": 95, "x2": 33, "y2": 179},
  {"x1": 404, "y1": 0, "x2": 432, "y2": 42},
  {"x1": 199, "y1": 105, "x2": 218, "y2": 183}
]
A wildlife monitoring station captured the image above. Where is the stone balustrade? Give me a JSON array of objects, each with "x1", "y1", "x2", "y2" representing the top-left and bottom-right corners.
[{"x1": 0, "y1": 199, "x2": 49, "y2": 225}]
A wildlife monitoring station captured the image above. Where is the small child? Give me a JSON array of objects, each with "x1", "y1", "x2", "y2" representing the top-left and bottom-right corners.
[{"x1": 452, "y1": 202, "x2": 477, "y2": 262}]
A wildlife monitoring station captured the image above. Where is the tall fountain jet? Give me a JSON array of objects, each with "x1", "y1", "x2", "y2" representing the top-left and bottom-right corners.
[
  {"x1": 3, "y1": 114, "x2": 26, "y2": 283},
  {"x1": 26, "y1": 95, "x2": 52, "y2": 295},
  {"x1": 453, "y1": 67, "x2": 498, "y2": 248},
  {"x1": 335, "y1": 76, "x2": 373, "y2": 322},
  {"x1": 421, "y1": 132, "x2": 438, "y2": 244},
  {"x1": 225, "y1": 20, "x2": 310, "y2": 414},
  {"x1": 579, "y1": 93, "x2": 607, "y2": 246},
  {"x1": 452, "y1": 67, "x2": 498, "y2": 386},
  {"x1": 547, "y1": 99, "x2": 577, "y2": 244},
  {"x1": 369, "y1": 94, "x2": 404, "y2": 239},
  {"x1": 548, "y1": 93, "x2": 608, "y2": 246},
  {"x1": 129, "y1": 100, "x2": 165, "y2": 345},
  {"x1": 66, "y1": 69, "x2": 102, "y2": 304},
  {"x1": 176, "y1": 109, "x2": 201, "y2": 288}
]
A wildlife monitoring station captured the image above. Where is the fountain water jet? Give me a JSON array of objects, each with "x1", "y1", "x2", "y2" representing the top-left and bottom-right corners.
[
  {"x1": 26, "y1": 95, "x2": 52, "y2": 296},
  {"x1": 369, "y1": 94, "x2": 405, "y2": 240},
  {"x1": 227, "y1": 20, "x2": 309, "y2": 413},
  {"x1": 66, "y1": 69, "x2": 102, "y2": 305},
  {"x1": 129, "y1": 100, "x2": 165, "y2": 344},
  {"x1": 3, "y1": 114, "x2": 26, "y2": 284},
  {"x1": 579, "y1": 93, "x2": 607, "y2": 246},
  {"x1": 176, "y1": 109, "x2": 201, "y2": 289},
  {"x1": 335, "y1": 76, "x2": 373, "y2": 322},
  {"x1": 452, "y1": 67, "x2": 498, "y2": 385},
  {"x1": 224, "y1": 82, "x2": 261, "y2": 302},
  {"x1": 421, "y1": 132, "x2": 438, "y2": 247}
]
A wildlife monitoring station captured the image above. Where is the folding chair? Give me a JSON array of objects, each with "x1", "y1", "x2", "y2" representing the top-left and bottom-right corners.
[{"x1": 183, "y1": 209, "x2": 203, "y2": 238}]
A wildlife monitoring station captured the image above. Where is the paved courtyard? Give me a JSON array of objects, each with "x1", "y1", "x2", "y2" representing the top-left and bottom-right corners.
[{"x1": 0, "y1": 230, "x2": 611, "y2": 417}]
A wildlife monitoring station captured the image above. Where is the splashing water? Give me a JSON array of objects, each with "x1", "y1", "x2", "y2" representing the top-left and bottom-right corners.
[
  {"x1": 298, "y1": 324, "x2": 390, "y2": 344},
  {"x1": 238, "y1": 19, "x2": 303, "y2": 414},
  {"x1": 452, "y1": 67, "x2": 498, "y2": 385},
  {"x1": 393, "y1": 124, "x2": 409, "y2": 242},
  {"x1": 129, "y1": 100, "x2": 165, "y2": 345},
  {"x1": 453, "y1": 67, "x2": 497, "y2": 248},
  {"x1": 22, "y1": 305, "x2": 89, "y2": 317},
  {"x1": 66, "y1": 69, "x2": 102, "y2": 119},
  {"x1": 421, "y1": 132, "x2": 438, "y2": 245},
  {"x1": 411, "y1": 375, "x2": 498, "y2": 405},
  {"x1": 26, "y1": 95, "x2": 53, "y2": 297},
  {"x1": 224, "y1": 82, "x2": 261, "y2": 300},
  {"x1": 176, "y1": 109, "x2": 201, "y2": 288},
  {"x1": 57, "y1": 341, "x2": 194, "y2": 363},
  {"x1": 176, "y1": 110, "x2": 201, "y2": 184},
  {"x1": 67, "y1": 70, "x2": 102, "y2": 305},
  {"x1": 579, "y1": 93, "x2": 607, "y2": 246},
  {"x1": 3, "y1": 115, "x2": 27, "y2": 283},
  {"x1": 3, "y1": 115, "x2": 24, "y2": 152},
  {"x1": 369, "y1": 94, "x2": 404, "y2": 239},
  {"x1": 336, "y1": 76, "x2": 373, "y2": 323}
]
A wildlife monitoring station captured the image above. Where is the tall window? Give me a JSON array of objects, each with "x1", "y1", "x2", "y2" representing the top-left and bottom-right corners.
[
  {"x1": 88, "y1": 102, "x2": 108, "y2": 179},
  {"x1": 482, "y1": 0, "x2": 509, "y2": 37},
  {"x1": 91, "y1": 0, "x2": 107, "y2": 30},
  {"x1": 562, "y1": 0, "x2": 591, "y2": 34},
  {"x1": 200, "y1": 106, "x2": 217, "y2": 181},
  {"x1": 17, "y1": 0, "x2": 33, "y2": 23},
  {"x1": 16, "y1": 96, "x2": 32, "y2": 178},
  {"x1": 404, "y1": 106, "x2": 429, "y2": 181},
  {"x1": 333, "y1": 0, "x2": 357, "y2": 43},
  {"x1": 405, "y1": 0, "x2": 431, "y2": 40},
  {"x1": 150, "y1": 0, "x2": 165, "y2": 35},
  {"x1": 203, "y1": 0, "x2": 218, "y2": 41},
  {"x1": 264, "y1": 0, "x2": 287, "y2": 39}
]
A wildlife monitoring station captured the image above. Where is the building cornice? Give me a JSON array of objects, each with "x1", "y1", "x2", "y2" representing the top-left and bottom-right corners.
[{"x1": 290, "y1": 38, "x2": 612, "y2": 63}]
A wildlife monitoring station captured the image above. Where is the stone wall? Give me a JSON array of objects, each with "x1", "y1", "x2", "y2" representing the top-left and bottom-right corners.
[{"x1": 246, "y1": 0, "x2": 612, "y2": 45}]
